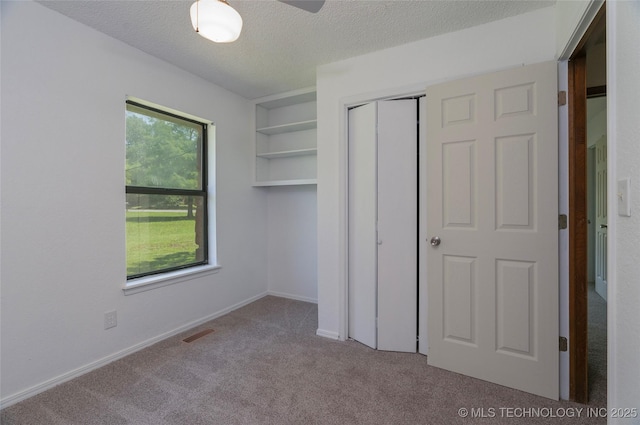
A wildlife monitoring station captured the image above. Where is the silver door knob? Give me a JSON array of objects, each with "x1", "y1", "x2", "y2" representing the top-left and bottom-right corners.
[
  {"x1": 430, "y1": 236, "x2": 441, "y2": 247},
  {"x1": 600, "y1": 224, "x2": 608, "y2": 229}
]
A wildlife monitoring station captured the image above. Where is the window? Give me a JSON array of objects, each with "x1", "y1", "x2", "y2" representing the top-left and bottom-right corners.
[{"x1": 125, "y1": 101, "x2": 208, "y2": 280}]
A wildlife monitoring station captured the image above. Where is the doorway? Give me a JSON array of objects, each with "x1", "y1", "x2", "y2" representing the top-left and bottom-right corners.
[{"x1": 567, "y1": 4, "x2": 607, "y2": 404}]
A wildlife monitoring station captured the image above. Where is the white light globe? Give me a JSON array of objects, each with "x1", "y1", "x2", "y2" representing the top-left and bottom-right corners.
[{"x1": 190, "y1": 0, "x2": 243, "y2": 43}]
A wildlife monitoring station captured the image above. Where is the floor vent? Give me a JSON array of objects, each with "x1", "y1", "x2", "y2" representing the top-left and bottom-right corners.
[{"x1": 182, "y1": 328, "x2": 215, "y2": 343}]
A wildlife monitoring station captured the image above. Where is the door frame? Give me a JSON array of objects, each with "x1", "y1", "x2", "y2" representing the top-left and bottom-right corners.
[
  {"x1": 566, "y1": 3, "x2": 606, "y2": 404},
  {"x1": 568, "y1": 52, "x2": 589, "y2": 405}
]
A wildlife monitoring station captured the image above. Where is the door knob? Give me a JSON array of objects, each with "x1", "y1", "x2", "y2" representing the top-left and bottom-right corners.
[
  {"x1": 600, "y1": 224, "x2": 608, "y2": 229},
  {"x1": 430, "y1": 236, "x2": 441, "y2": 247}
]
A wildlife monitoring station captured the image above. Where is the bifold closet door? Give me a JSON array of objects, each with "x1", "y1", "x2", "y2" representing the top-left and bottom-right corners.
[
  {"x1": 348, "y1": 100, "x2": 417, "y2": 352},
  {"x1": 348, "y1": 102, "x2": 378, "y2": 349}
]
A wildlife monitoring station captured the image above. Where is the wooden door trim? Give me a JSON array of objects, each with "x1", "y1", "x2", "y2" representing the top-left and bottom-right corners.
[{"x1": 568, "y1": 55, "x2": 589, "y2": 404}]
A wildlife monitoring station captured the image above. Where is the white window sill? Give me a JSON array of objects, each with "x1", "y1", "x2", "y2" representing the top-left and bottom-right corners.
[{"x1": 123, "y1": 264, "x2": 221, "y2": 295}]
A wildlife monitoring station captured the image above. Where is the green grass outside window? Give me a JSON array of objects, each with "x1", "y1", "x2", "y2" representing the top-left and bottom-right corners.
[{"x1": 126, "y1": 210, "x2": 199, "y2": 276}]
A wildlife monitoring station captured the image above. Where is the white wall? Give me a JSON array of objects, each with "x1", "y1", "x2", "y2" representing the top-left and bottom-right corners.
[
  {"x1": 587, "y1": 148, "x2": 596, "y2": 282},
  {"x1": 586, "y1": 98, "x2": 606, "y2": 284},
  {"x1": 267, "y1": 186, "x2": 317, "y2": 303},
  {"x1": 316, "y1": 6, "x2": 557, "y2": 339},
  {"x1": 0, "y1": 1, "x2": 268, "y2": 405},
  {"x1": 607, "y1": 0, "x2": 640, "y2": 417},
  {"x1": 587, "y1": 100, "x2": 607, "y2": 148},
  {"x1": 555, "y1": 0, "x2": 603, "y2": 59}
]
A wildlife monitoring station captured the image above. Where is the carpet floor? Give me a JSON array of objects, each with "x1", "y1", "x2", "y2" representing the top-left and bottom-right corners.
[
  {"x1": 1, "y1": 296, "x2": 607, "y2": 424},
  {"x1": 587, "y1": 281, "x2": 607, "y2": 407}
]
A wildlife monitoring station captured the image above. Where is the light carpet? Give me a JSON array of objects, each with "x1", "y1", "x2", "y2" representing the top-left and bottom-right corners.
[{"x1": 1, "y1": 296, "x2": 606, "y2": 424}]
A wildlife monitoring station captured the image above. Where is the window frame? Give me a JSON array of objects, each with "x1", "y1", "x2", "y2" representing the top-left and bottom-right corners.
[{"x1": 125, "y1": 99, "x2": 210, "y2": 282}]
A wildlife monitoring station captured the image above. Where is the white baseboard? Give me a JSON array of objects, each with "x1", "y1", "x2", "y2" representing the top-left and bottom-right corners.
[
  {"x1": 316, "y1": 328, "x2": 340, "y2": 340},
  {"x1": 267, "y1": 290, "x2": 317, "y2": 304},
  {"x1": 0, "y1": 291, "x2": 268, "y2": 409}
]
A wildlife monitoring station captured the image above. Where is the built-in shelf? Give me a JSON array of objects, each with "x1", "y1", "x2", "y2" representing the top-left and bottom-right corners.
[
  {"x1": 256, "y1": 148, "x2": 317, "y2": 159},
  {"x1": 256, "y1": 120, "x2": 317, "y2": 135},
  {"x1": 253, "y1": 87, "x2": 317, "y2": 187}
]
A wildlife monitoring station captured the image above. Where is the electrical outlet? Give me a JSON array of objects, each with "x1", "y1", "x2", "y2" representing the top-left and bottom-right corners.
[{"x1": 104, "y1": 310, "x2": 117, "y2": 330}]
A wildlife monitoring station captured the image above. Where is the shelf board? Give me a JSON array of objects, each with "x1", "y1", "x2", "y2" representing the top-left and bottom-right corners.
[
  {"x1": 253, "y1": 179, "x2": 317, "y2": 187},
  {"x1": 255, "y1": 88, "x2": 316, "y2": 109},
  {"x1": 256, "y1": 120, "x2": 317, "y2": 135},
  {"x1": 256, "y1": 148, "x2": 317, "y2": 159}
]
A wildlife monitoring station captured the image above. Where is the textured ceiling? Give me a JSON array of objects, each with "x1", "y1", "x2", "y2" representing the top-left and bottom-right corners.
[{"x1": 37, "y1": 0, "x2": 555, "y2": 100}]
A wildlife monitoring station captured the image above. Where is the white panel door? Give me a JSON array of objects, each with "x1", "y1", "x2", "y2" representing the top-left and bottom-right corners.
[
  {"x1": 424, "y1": 61, "x2": 559, "y2": 399},
  {"x1": 348, "y1": 103, "x2": 378, "y2": 349},
  {"x1": 377, "y1": 100, "x2": 417, "y2": 352},
  {"x1": 595, "y1": 136, "x2": 607, "y2": 300},
  {"x1": 348, "y1": 100, "x2": 417, "y2": 352}
]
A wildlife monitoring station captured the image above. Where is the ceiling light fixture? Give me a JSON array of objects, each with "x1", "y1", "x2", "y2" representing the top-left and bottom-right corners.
[{"x1": 190, "y1": 0, "x2": 243, "y2": 43}]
